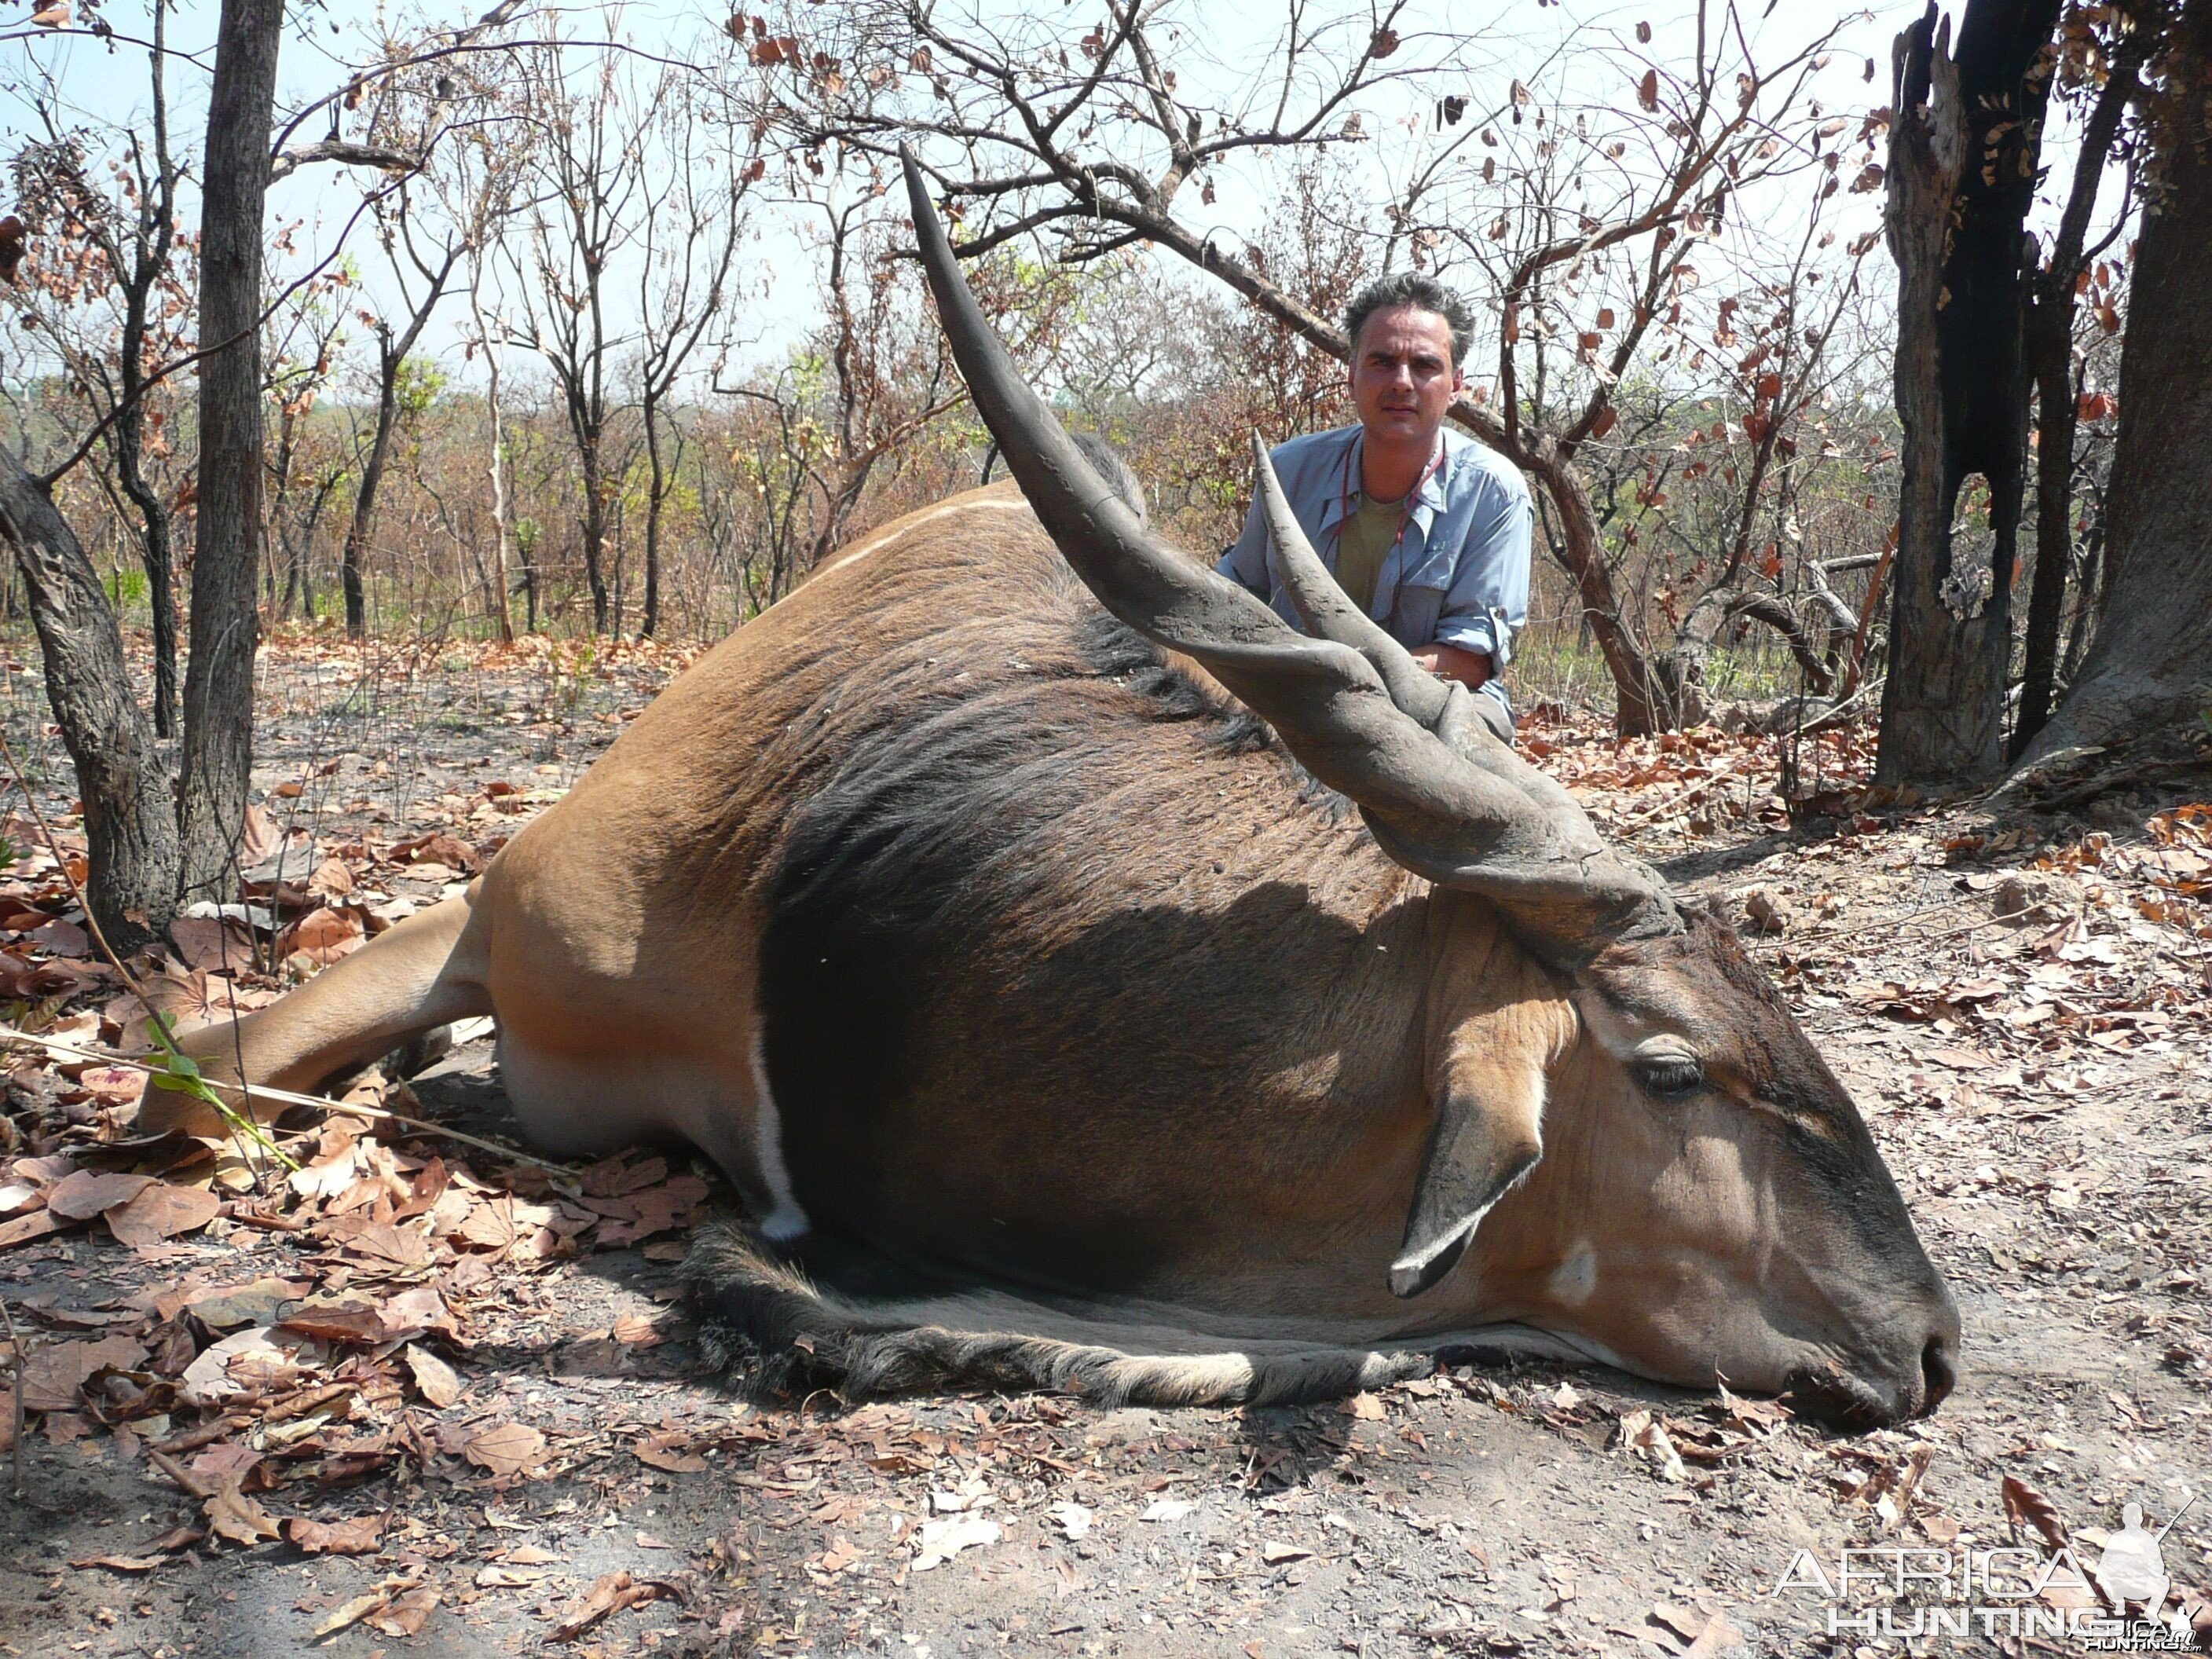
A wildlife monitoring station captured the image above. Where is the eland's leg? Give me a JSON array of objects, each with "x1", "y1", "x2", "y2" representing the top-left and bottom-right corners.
[{"x1": 146, "y1": 890, "x2": 493, "y2": 1134}]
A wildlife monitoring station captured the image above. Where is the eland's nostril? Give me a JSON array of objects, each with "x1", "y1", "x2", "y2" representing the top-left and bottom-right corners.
[{"x1": 1921, "y1": 1334, "x2": 1958, "y2": 1413}]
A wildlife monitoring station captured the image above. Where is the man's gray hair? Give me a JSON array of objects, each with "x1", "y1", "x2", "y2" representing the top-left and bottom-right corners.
[{"x1": 1345, "y1": 273, "x2": 1475, "y2": 368}]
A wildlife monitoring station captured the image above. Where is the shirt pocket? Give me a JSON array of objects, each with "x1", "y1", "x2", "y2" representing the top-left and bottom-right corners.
[{"x1": 1382, "y1": 578, "x2": 1444, "y2": 649}]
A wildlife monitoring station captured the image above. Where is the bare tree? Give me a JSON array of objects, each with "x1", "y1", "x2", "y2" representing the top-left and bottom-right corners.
[
  {"x1": 504, "y1": 43, "x2": 656, "y2": 635},
  {"x1": 339, "y1": 189, "x2": 460, "y2": 637},
  {"x1": 720, "y1": 174, "x2": 1071, "y2": 606},
  {"x1": 0, "y1": 0, "x2": 540, "y2": 933},
  {"x1": 262, "y1": 267, "x2": 351, "y2": 618},
  {"x1": 5, "y1": 0, "x2": 195, "y2": 736},
  {"x1": 177, "y1": 0, "x2": 287, "y2": 901},
  {"x1": 0, "y1": 454, "x2": 179, "y2": 945},
  {"x1": 422, "y1": 50, "x2": 537, "y2": 642},
  {"x1": 788, "y1": 0, "x2": 1860, "y2": 733},
  {"x1": 631, "y1": 78, "x2": 752, "y2": 638}
]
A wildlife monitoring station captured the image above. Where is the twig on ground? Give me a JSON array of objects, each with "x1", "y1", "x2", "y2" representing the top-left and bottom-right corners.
[
  {"x1": 0, "y1": 1027, "x2": 573, "y2": 1177},
  {"x1": 0, "y1": 730, "x2": 294, "y2": 1172},
  {"x1": 0, "y1": 1292, "x2": 24, "y2": 1497},
  {"x1": 1747, "y1": 896, "x2": 1976, "y2": 947}
]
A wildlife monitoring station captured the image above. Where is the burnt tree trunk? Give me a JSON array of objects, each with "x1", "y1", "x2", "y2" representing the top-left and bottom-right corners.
[
  {"x1": 1877, "y1": 0, "x2": 2060, "y2": 789},
  {"x1": 640, "y1": 406, "x2": 665, "y2": 639},
  {"x1": 0, "y1": 452, "x2": 179, "y2": 947},
  {"x1": 343, "y1": 344, "x2": 408, "y2": 632},
  {"x1": 2016, "y1": 0, "x2": 2212, "y2": 767},
  {"x1": 2014, "y1": 290, "x2": 2079, "y2": 753},
  {"x1": 2012, "y1": 20, "x2": 2144, "y2": 756},
  {"x1": 177, "y1": 0, "x2": 282, "y2": 901},
  {"x1": 577, "y1": 445, "x2": 610, "y2": 635},
  {"x1": 339, "y1": 363, "x2": 396, "y2": 639}
]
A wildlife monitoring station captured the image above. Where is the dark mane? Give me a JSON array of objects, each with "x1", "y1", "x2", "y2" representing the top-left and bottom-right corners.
[{"x1": 752, "y1": 528, "x2": 1418, "y2": 1264}]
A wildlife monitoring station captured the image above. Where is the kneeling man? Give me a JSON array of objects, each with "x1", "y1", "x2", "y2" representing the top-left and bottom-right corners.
[{"x1": 1220, "y1": 273, "x2": 1531, "y2": 739}]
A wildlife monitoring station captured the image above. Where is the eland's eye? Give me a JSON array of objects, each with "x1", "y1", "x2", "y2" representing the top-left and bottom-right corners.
[{"x1": 1638, "y1": 1056, "x2": 1705, "y2": 1098}]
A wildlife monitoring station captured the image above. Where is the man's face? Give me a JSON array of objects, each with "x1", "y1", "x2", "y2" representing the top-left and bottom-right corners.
[{"x1": 1350, "y1": 306, "x2": 1464, "y2": 449}]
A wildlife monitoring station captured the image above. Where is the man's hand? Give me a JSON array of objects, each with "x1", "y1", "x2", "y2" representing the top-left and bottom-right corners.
[{"x1": 1410, "y1": 643, "x2": 1492, "y2": 689}]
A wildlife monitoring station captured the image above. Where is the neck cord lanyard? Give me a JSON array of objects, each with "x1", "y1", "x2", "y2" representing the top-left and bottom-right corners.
[{"x1": 1338, "y1": 436, "x2": 1446, "y2": 618}]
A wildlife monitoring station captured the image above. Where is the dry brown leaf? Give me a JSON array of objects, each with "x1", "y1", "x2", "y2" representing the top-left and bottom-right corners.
[
  {"x1": 548, "y1": 1570, "x2": 669, "y2": 1643},
  {"x1": 0, "y1": 1210, "x2": 63, "y2": 1251},
  {"x1": 457, "y1": 1196, "x2": 518, "y2": 1251},
  {"x1": 325, "y1": 1217, "x2": 431, "y2": 1270},
  {"x1": 285, "y1": 1513, "x2": 388, "y2": 1555},
  {"x1": 580, "y1": 1154, "x2": 668, "y2": 1197},
  {"x1": 476, "y1": 1563, "x2": 548, "y2": 1588},
  {"x1": 1650, "y1": 1602, "x2": 1706, "y2": 1642},
  {"x1": 20, "y1": 1334, "x2": 148, "y2": 1412},
  {"x1": 28, "y1": 916, "x2": 90, "y2": 956},
  {"x1": 378, "y1": 1284, "x2": 456, "y2": 1341},
  {"x1": 166, "y1": 915, "x2": 255, "y2": 976},
  {"x1": 610, "y1": 1313, "x2": 662, "y2": 1347},
  {"x1": 1342, "y1": 1393, "x2": 1386, "y2": 1421},
  {"x1": 632, "y1": 1437, "x2": 707, "y2": 1474},
  {"x1": 463, "y1": 1420, "x2": 548, "y2": 1478},
  {"x1": 45, "y1": 1170, "x2": 156, "y2": 1221},
  {"x1": 394, "y1": 832, "x2": 479, "y2": 873},
  {"x1": 305, "y1": 857, "x2": 357, "y2": 898},
  {"x1": 75, "y1": 1064, "x2": 145, "y2": 1104},
  {"x1": 279, "y1": 905, "x2": 364, "y2": 968},
  {"x1": 313, "y1": 1589, "x2": 394, "y2": 1638},
  {"x1": 276, "y1": 1298, "x2": 387, "y2": 1346},
  {"x1": 69, "y1": 1553, "x2": 166, "y2": 1573},
  {"x1": 405, "y1": 1344, "x2": 462, "y2": 1408},
  {"x1": 105, "y1": 1182, "x2": 220, "y2": 1250},
  {"x1": 237, "y1": 803, "x2": 280, "y2": 866},
  {"x1": 204, "y1": 1480, "x2": 281, "y2": 1547},
  {"x1": 2002, "y1": 1474, "x2": 2070, "y2": 1552},
  {"x1": 366, "y1": 1584, "x2": 438, "y2": 1635},
  {"x1": 1684, "y1": 1610, "x2": 1745, "y2": 1657},
  {"x1": 178, "y1": 1327, "x2": 295, "y2": 1406}
]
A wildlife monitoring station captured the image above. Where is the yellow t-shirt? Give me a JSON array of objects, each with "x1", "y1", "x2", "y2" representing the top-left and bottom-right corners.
[{"x1": 1334, "y1": 492, "x2": 1406, "y2": 614}]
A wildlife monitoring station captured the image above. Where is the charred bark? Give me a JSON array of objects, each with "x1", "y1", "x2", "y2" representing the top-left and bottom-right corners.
[
  {"x1": 0, "y1": 450, "x2": 179, "y2": 947},
  {"x1": 2012, "y1": 21, "x2": 2148, "y2": 756},
  {"x1": 577, "y1": 444, "x2": 611, "y2": 634},
  {"x1": 1876, "y1": 0, "x2": 2060, "y2": 789},
  {"x1": 641, "y1": 405, "x2": 665, "y2": 639},
  {"x1": 2016, "y1": 0, "x2": 2212, "y2": 767}
]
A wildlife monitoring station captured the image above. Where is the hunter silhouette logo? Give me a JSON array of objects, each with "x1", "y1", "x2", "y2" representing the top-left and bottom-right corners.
[
  {"x1": 2094, "y1": 1501, "x2": 2180, "y2": 1616},
  {"x1": 1767, "y1": 1489, "x2": 2205, "y2": 1649}
]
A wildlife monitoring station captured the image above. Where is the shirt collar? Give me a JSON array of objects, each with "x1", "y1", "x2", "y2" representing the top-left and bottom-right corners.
[{"x1": 1324, "y1": 427, "x2": 1446, "y2": 524}]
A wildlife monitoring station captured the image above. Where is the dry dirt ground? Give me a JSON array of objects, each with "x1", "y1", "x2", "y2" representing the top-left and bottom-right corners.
[{"x1": 0, "y1": 635, "x2": 2207, "y2": 1659}]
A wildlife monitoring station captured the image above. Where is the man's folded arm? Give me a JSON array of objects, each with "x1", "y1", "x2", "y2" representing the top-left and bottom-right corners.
[{"x1": 1430, "y1": 474, "x2": 1533, "y2": 666}]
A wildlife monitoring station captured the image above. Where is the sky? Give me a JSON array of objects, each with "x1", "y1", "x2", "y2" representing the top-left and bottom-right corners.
[{"x1": 0, "y1": 1, "x2": 2133, "y2": 402}]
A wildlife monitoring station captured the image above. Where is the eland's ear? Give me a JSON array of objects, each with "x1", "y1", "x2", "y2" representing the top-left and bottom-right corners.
[
  {"x1": 1394, "y1": 908, "x2": 1569, "y2": 1298},
  {"x1": 1391, "y1": 1054, "x2": 1547, "y2": 1297}
]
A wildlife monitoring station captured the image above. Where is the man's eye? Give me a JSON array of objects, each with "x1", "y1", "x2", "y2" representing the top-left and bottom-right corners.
[{"x1": 1638, "y1": 1057, "x2": 1704, "y2": 1098}]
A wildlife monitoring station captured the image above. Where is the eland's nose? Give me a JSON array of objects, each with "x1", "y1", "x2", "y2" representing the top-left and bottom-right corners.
[
  {"x1": 1920, "y1": 1330, "x2": 1959, "y2": 1413},
  {"x1": 1914, "y1": 1280, "x2": 1962, "y2": 1415}
]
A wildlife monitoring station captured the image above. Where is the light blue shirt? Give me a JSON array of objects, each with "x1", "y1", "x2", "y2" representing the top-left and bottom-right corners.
[{"x1": 1218, "y1": 424, "x2": 1532, "y2": 719}]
